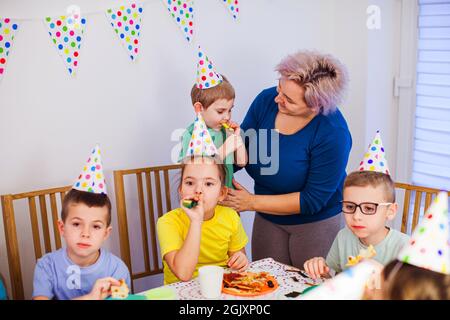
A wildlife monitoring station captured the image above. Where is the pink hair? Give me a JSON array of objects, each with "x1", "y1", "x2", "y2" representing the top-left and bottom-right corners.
[{"x1": 275, "y1": 50, "x2": 349, "y2": 115}]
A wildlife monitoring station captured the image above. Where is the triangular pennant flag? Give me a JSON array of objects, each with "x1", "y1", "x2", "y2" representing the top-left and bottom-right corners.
[
  {"x1": 196, "y1": 46, "x2": 223, "y2": 89},
  {"x1": 300, "y1": 260, "x2": 380, "y2": 300},
  {"x1": 187, "y1": 113, "x2": 218, "y2": 157},
  {"x1": 162, "y1": 0, "x2": 194, "y2": 42},
  {"x1": 221, "y1": 0, "x2": 239, "y2": 20},
  {"x1": 0, "y1": 18, "x2": 19, "y2": 80},
  {"x1": 397, "y1": 191, "x2": 449, "y2": 275},
  {"x1": 44, "y1": 15, "x2": 86, "y2": 76},
  {"x1": 358, "y1": 130, "x2": 390, "y2": 175},
  {"x1": 106, "y1": 3, "x2": 143, "y2": 61},
  {"x1": 73, "y1": 145, "x2": 107, "y2": 194}
]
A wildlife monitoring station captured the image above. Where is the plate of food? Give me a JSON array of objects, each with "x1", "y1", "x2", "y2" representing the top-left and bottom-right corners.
[{"x1": 222, "y1": 271, "x2": 279, "y2": 297}]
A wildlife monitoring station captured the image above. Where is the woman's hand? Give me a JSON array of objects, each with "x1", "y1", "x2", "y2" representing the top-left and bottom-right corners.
[
  {"x1": 227, "y1": 251, "x2": 249, "y2": 272},
  {"x1": 181, "y1": 193, "x2": 204, "y2": 223},
  {"x1": 219, "y1": 179, "x2": 254, "y2": 212}
]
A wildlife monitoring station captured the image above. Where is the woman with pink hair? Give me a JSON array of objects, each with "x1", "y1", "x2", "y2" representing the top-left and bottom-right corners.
[{"x1": 221, "y1": 50, "x2": 352, "y2": 268}]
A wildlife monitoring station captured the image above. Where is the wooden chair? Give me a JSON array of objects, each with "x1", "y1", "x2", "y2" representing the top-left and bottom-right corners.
[
  {"x1": 1, "y1": 186, "x2": 71, "y2": 300},
  {"x1": 114, "y1": 164, "x2": 182, "y2": 292},
  {"x1": 395, "y1": 182, "x2": 450, "y2": 235}
]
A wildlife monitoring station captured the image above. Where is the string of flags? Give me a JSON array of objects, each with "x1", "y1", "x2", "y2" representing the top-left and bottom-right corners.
[{"x1": 0, "y1": 0, "x2": 240, "y2": 79}]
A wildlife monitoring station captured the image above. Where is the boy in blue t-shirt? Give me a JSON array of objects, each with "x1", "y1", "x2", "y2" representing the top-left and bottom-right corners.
[
  {"x1": 32, "y1": 145, "x2": 130, "y2": 300},
  {"x1": 32, "y1": 189, "x2": 130, "y2": 300}
]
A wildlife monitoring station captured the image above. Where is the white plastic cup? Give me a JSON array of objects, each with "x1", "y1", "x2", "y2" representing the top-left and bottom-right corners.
[{"x1": 198, "y1": 266, "x2": 224, "y2": 299}]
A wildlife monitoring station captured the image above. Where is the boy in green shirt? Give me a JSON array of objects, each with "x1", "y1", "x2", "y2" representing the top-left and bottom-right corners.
[{"x1": 178, "y1": 47, "x2": 247, "y2": 188}]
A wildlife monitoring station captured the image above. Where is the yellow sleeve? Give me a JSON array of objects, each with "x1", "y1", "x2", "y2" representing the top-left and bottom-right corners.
[
  {"x1": 157, "y1": 214, "x2": 184, "y2": 258},
  {"x1": 228, "y1": 211, "x2": 249, "y2": 252}
]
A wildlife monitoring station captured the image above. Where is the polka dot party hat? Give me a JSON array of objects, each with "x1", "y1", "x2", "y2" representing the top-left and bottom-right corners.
[
  {"x1": 358, "y1": 130, "x2": 390, "y2": 175},
  {"x1": 300, "y1": 260, "x2": 380, "y2": 300},
  {"x1": 196, "y1": 46, "x2": 223, "y2": 89},
  {"x1": 106, "y1": 3, "x2": 143, "y2": 61},
  {"x1": 221, "y1": 0, "x2": 240, "y2": 20},
  {"x1": 397, "y1": 191, "x2": 449, "y2": 275},
  {"x1": 163, "y1": 0, "x2": 194, "y2": 42},
  {"x1": 73, "y1": 145, "x2": 107, "y2": 195},
  {"x1": 187, "y1": 113, "x2": 218, "y2": 157},
  {"x1": 44, "y1": 15, "x2": 86, "y2": 76},
  {"x1": 0, "y1": 18, "x2": 19, "y2": 81}
]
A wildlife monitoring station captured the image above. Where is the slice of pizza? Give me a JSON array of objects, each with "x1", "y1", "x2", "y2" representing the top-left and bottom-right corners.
[
  {"x1": 346, "y1": 244, "x2": 377, "y2": 267},
  {"x1": 110, "y1": 279, "x2": 129, "y2": 299}
]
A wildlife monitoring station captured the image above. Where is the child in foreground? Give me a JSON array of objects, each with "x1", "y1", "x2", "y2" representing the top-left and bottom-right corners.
[
  {"x1": 157, "y1": 155, "x2": 249, "y2": 284},
  {"x1": 304, "y1": 132, "x2": 409, "y2": 279},
  {"x1": 32, "y1": 146, "x2": 130, "y2": 300}
]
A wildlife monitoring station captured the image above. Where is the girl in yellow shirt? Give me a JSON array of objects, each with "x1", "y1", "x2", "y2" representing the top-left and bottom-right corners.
[{"x1": 157, "y1": 156, "x2": 249, "y2": 284}]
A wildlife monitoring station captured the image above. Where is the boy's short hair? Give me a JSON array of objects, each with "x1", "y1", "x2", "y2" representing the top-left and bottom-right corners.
[
  {"x1": 344, "y1": 171, "x2": 396, "y2": 203},
  {"x1": 61, "y1": 189, "x2": 112, "y2": 226},
  {"x1": 190, "y1": 75, "x2": 235, "y2": 109}
]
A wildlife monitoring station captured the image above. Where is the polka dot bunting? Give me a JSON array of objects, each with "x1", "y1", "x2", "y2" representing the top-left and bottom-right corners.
[
  {"x1": 73, "y1": 145, "x2": 107, "y2": 194},
  {"x1": 106, "y1": 3, "x2": 143, "y2": 61},
  {"x1": 221, "y1": 0, "x2": 239, "y2": 20},
  {"x1": 187, "y1": 113, "x2": 218, "y2": 157},
  {"x1": 358, "y1": 130, "x2": 390, "y2": 175},
  {"x1": 0, "y1": 18, "x2": 19, "y2": 80},
  {"x1": 397, "y1": 191, "x2": 449, "y2": 275},
  {"x1": 44, "y1": 15, "x2": 86, "y2": 76},
  {"x1": 163, "y1": 0, "x2": 194, "y2": 42},
  {"x1": 196, "y1": 46, "x2": 223, "y2": 89}
]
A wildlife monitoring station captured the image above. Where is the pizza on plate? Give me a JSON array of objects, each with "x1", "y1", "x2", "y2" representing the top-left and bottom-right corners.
[{"x1": 222, "y1": 271, "x2": 278, "y2": 297}]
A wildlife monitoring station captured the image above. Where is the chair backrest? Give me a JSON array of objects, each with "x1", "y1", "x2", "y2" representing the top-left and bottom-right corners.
[
  {"x1": 395, "y1": 182, "x2": 450, "y2": 234},
  {"x1": 113, "y1": 164, "x2": 182, "y2": 291},
  {"x1": 1, "y1": 186, "x2": 71, "y2": 300}
]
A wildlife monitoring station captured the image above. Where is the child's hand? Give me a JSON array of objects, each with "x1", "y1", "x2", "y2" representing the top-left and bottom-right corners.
[
  {"x1": 88, "y1": 277, "x2": 121, "y2": 300},
  {"x1": 181, "y1": 193, "x2": 204, "y2": 223},
  {"x1": 222, "y1": 132, "x2": 244, "y2": 157},
  {"x1": 228, "y1": 121, "x2": 241, "y2": 136},
  {"x1": 227, "y1": 251, "x2": 249, "y2": 272},
  {"x1": 303, "y1": 257, "x2": 330, "y2": 280}
]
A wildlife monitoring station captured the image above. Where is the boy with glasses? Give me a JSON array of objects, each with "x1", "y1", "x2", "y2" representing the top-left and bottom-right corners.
[{"x1": 304, "y1": 132, "x2": 409, "y2": 279}]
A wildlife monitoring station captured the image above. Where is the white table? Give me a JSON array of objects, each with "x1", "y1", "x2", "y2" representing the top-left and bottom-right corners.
[{"x1": 141, "y1": 258, "x2": 322, "y2": 300}]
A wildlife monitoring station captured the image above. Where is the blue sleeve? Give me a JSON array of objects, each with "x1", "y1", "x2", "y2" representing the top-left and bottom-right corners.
[
  {"x1": 32, "y1": 257, "x2": 54, "y2": 299},
  {"x1": 300, "y1": 127, "x2": 352, "y2": 215},
  {"x1": 111, "y1": 258, "x2": 132, "y2": 289}
]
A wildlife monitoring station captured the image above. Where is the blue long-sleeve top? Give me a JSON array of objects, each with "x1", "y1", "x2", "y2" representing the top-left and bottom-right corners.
[{"x1": 236, "y1": 87, "x2": 352, "y2": 225}]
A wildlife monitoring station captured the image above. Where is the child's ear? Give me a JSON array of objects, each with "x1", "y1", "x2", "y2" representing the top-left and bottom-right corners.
[
  {"x1": 193, "y1": 102, "x2": 204, "y2": 113},
  {"x1": 57, "y1": 220, "x2": 65, "y2": 236},
  {"x1": 218, "y1": 186, "x2": 228, "y2": 202},
  {"x1": 386, "y1": 203, "x2": 398, "y2": 221},
  {"x1": 104, "y1": 226, "x2": 112, "y2": 239}
]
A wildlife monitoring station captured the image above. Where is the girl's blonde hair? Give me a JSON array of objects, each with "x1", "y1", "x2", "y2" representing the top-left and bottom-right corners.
[
  {"x1": 382, "y1": 260, "x2": 450, "y2": 300},
  {"x1": 275, "y1": 50, "x2": 349, "y2": 115}
]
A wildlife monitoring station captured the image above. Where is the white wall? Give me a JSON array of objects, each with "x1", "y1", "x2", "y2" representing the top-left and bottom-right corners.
[{"x1": 0, "y1": 0, "x2": 404, "y2": 298}]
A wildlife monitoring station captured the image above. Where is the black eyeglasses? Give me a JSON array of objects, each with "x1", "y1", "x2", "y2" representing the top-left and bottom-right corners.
[{"x1": 341, "y1": 201, "x2": 392, "y2": 215}]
